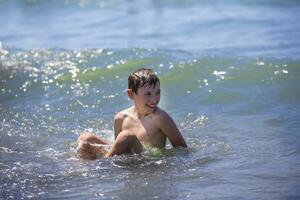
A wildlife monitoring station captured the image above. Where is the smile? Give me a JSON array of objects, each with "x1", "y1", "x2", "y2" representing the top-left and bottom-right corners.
[{"x1": 146, "y1": 104, "x2": 157, "y2": 109}]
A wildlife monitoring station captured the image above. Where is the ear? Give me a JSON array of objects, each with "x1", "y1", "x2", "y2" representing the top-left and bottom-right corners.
[{"x1": 127, "y1": 89, "x2": 134, "y2": 99}]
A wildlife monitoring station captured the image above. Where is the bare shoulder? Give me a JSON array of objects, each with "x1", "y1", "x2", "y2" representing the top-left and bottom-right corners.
[
  {"x1": 151, "y1": 107, "x2": 172, "y2": 136},
  {"x1": 153, "y1": 107, "x2": 173, "y2": 124},
  {"x1": 114, "y1": 108, "x2": 131, "y2": 138},
  {"x1": 114, "y1": 111, "x2": 125, "y2": 122},
  {"x1": 114, "y1": 107, "x2": 131, "y2": 121}
]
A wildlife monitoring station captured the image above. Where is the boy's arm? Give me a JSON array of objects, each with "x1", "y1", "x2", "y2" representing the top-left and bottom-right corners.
[
  {"x1": 113, "y1": 112, "x2": 123, "y2": 139},
  {"x1": 157, "y1": 110, "x2": 187, "y2": 148}
]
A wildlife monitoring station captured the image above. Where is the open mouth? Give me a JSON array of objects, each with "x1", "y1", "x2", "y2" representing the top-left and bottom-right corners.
[{"x1": 146, "y1": 104, "x2": 157, "y2": 109}]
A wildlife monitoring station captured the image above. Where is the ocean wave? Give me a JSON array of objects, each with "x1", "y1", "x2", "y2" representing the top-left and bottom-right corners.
[{"x1": 1, "y1": 48, "x2": 299, "y2": 104}]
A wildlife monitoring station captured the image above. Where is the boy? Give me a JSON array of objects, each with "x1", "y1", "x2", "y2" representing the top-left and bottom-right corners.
[{"x1": 76, "y1": 68, "x2": 187, "y2": 159}]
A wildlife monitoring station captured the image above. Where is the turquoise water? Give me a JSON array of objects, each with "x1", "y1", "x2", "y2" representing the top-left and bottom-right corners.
[{"x1": 1, "y1": 1, "x2": 300, "y2": 199}]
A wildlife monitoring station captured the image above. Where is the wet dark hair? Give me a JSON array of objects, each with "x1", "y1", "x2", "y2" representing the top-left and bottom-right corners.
[{"x1": 128, "y1": 68, "x2": 160, "y2": 94}]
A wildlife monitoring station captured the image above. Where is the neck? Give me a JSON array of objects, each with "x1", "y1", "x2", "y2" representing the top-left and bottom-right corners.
[{"x1": 132, "y1": 106, "x2": 148, "y2": 118}]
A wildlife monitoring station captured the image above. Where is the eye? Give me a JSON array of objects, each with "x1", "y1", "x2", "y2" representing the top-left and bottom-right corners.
[
  {"x1": 156, "y1": 90, "x2": 161, "y2": 95},
  {"x1": 145, "y1": 92, "x2": 151, "y2": 96}
]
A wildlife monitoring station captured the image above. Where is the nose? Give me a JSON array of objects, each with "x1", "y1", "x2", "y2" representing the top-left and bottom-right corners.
[{"x1": 151, "y1": 95, "x2": 159, "y2": 104}]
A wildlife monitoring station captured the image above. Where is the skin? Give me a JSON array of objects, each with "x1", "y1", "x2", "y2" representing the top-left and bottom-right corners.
[
  {"x1": 114, "y1": 83, "x2": 187, "y2": 148},
  {"x1": 76, "y1": 82, "x2": 187, "y2": 160},
  {"x1": 76, "y1": 130, "x2": 144, "y2": 159}
]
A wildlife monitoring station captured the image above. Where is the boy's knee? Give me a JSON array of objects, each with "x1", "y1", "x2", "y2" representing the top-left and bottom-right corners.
[
  {"x1": 78, "y1": 132, "x2": 94, "y2": 141},
  {"x1": 116, "y1": 130, "x2": 129, "y2": 139},
  {"x1": 77, "y1": 132, "x2": 107, "y2": 144},
  {"x1": 76, "y1": 141, "x2": 97, "y2": 160},
  {"x1": 117, "y1": 131, "x2": 136, "y2": 142},
  {"x1": 76, "y1": 140, "x2": 89, "y2": 153}
]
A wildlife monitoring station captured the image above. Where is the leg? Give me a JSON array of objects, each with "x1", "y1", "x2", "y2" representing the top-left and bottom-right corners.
[
  {"x1": 76, "y1": 132, "x2": 109, "y2": 160},
  {"x1": 77, "y1": 132, "x2": 109, "y2": 145},
  {"x1": 105, "y1": 131, "x2": 143, "y2": 157}
]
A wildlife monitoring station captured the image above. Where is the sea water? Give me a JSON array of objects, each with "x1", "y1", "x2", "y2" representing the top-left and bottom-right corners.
[{"x1": 0, "y1": 0, "x2": 300, "y2": 199}]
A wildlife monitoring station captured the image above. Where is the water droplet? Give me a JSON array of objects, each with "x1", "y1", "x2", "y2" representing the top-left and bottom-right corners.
[
  {"x1": 256, "y1": 61, "x2": 265, "y2": 66},
  {"x1": 107, "y1": 64, "x2": 113, "y2": 69}
]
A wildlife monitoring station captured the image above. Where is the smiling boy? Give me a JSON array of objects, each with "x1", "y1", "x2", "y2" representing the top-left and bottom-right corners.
[{"x1": 76, "y1": 68, "x2": 187, "y2": 159}]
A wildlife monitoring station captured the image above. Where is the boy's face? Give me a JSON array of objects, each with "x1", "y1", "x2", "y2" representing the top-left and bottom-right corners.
[{"x1": 128, "y1": 83, "x2": 161, "y2": 115}]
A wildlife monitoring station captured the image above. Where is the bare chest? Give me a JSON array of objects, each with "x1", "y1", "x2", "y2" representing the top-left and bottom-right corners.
[{"x1": 121, "y1": 115, "x2": 166, "y2": 147}]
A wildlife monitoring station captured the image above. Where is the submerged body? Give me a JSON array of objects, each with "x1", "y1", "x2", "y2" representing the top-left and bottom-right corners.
[{"x1": 76, "y1": 68, "x2": 187, "y2": 159}]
